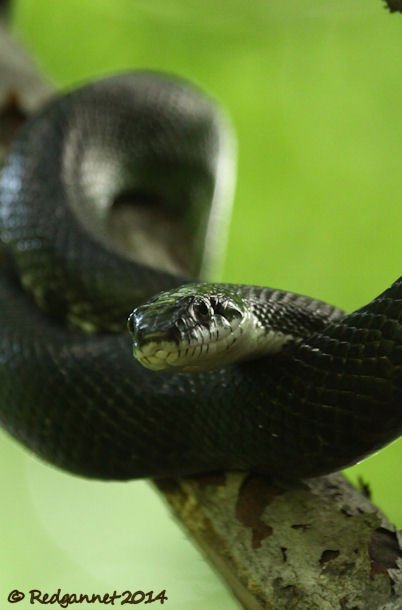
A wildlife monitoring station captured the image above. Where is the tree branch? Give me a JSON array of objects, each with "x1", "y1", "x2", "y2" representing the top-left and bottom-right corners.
[{"x1": 155, "y1": 474, "x2": 402, "y2": 609}]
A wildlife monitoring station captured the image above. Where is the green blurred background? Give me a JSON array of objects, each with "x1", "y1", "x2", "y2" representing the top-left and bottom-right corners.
[{"x1": 1, "y1": 1, "x2": 401, "y2": 608}]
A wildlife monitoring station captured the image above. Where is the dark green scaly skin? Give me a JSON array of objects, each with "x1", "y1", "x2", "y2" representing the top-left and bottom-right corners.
[{"x1": 0, "y1": 72, "x2": 401, "y2": 481}]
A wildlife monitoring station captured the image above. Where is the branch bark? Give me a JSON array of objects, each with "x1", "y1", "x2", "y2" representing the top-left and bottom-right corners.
[
  {"x1": 1, "y1": 12, "x2": 401, "y2": 610},
  {"x1": 155, "y1": 474, "x2": 402, "y2": 609}
]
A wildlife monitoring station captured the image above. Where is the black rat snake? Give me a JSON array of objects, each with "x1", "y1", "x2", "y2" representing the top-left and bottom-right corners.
[{"x1": 0, "y1": 72, "x2": 400, "y2": 481}]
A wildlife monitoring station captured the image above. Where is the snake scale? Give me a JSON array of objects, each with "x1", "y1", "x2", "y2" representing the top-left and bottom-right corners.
[{"x1": 0, "y1": 72, "x2": 401, "y2": 481}]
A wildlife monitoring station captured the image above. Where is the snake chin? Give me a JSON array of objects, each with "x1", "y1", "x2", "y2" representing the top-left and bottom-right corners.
[{"x1": 132, "y1": 338, "x2": 181, "y2": 372}]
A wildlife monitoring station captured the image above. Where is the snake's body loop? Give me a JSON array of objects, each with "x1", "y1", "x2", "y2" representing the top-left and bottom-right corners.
[{"x1": 0, "y1": 72, "x2": 400, "y2": 481}]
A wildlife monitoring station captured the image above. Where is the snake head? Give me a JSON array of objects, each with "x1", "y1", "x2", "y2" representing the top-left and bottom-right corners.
[{"x1": 127, "y1": 283, "x2": 247, "y2": 372}]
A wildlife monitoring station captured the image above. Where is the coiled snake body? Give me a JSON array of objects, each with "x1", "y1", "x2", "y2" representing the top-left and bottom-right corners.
[{"x1": 0, "y1": 72, "x2": 401, "y2": 481}]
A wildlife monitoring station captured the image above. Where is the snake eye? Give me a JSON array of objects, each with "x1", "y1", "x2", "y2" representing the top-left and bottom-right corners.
[{"x1": 189, "y1": 297, "x2": 212, "y2": 323}]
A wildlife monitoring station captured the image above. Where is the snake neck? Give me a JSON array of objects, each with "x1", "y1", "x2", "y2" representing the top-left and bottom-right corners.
[{"x1": 244, "y1": 298, "x2": 322, "y2": 356}]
